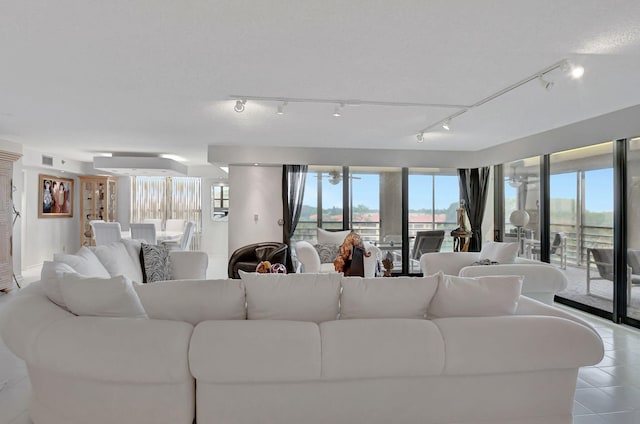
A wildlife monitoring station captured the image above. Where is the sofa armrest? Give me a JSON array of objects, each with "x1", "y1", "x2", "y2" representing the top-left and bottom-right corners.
[
  {"x1": 295, "y1": 241, "x2": 322, "y2": 273},
  {"x1": 0, "y1": 282, "x2": 73, "y2": 360},
  {"x1": 515, "y1": 295, "x2": 600, "y2": 334},
  {"x1": 169, "y1": 250, "x2": 208, "y2": 280},
  {"x1": 420, "y1": 252, "x2": 480, "y2": 276},
  {"x1": 459, "y1": 263, "x2": 568, "y2": 295}
]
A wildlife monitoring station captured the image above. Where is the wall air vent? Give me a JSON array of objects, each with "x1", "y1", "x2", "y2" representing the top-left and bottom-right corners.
[{"x1": 42, "y1": 155, "x2": 53, "y2": 166}]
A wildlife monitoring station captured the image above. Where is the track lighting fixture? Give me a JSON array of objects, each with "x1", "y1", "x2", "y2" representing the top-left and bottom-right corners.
[
  {"x1": 416, "y1": 132, "x2": 424, "y2": 143},
  {"x1": 333, "y1": 103, "x2": 344, "y2": 117},
  {"x1": 538, "y1": 75, "x2": 554, "y2": 91},
  {"x1": 276, "y1": 101, "x2": 287, "y2": 115},
  {"x1": 416, "y1": 58, "x2": 585, "y2": 136},
  {"x1": 234, "y1": 99, "x2": 246, "y2": 113}
]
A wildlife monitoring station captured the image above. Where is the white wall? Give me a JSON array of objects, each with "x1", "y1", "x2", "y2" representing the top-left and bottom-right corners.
[
  {"x1": 21, "y1": 167, "x2": 80, "y2": 269},
  {"x1": 117, "y1": 176, "x2": 131, "y2": 230},
  {"x1": 201, "y1": 178, "x2": 229, "y2": 279},
  {"x1": 228, "y1": 165, "x2": 283, "y2": 253}
]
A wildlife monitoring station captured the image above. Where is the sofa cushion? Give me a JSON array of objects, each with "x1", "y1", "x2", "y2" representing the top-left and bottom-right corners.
[
  {"x1": 40, "y1": 261, "x2": 78, "y2": 308},
  {"x1": 140, "y1": 243, "x2": 171, "y2": 283},
  {"x1": 478, "y1": 241, "x2": 519, "y2": 264},
  {"x1": 135, "y1": 279, "x2": 246, "y2": 325},
  {"x1": 317, "y1": 228, "x2": 351, "y2": 245},
  {"x1": 92, "y1": 241, "x2": 144, "y2": 283},
  {"x1": 190, "y1": 320, "x2": 321, "y2": 383},
  {"x1": 60, "y1": 274, "x2": 148, "y2": 318},
  {"x1": 428, "y1": 274, "x2": 523, "y2": 318},
  {"x1": 314, "y1": 243, "x2": 340, "y2": 264},
  {"x1": 240, "y1": 271, "x2": 341, "y2": 323},
  {"x1": 320, "y1": 319, "x2": 445, "y2": 379},
  {"x1": 53, "y1": 247, "x2": 110, "y2": 279},
  {"x1": 340, "y1": 275, "x2": 439, "y2": 319}
]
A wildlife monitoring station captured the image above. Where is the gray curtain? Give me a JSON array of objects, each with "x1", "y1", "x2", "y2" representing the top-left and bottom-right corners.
[
  {"x1": 458, "y1": 167, "x2": 491, "y2": 252},
  {"x1": 282, "y1": 165, "x2": 308, "y2": 272}
]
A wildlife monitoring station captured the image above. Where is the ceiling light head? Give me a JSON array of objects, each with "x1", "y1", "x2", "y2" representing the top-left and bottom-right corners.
[
  {"x1": 333, "y1": 103, "x2": 345, "y2": 117},
  {"x1": 276, "y1": 101, "x2": 287, "y2": 115},
  {"x1": 417, "y1": 132, "x2": 424, "y2": 143},
  {"x1": 570, "y1": 65, "x2": 585, "y2": 79},
  {"x1": 562, "y1": 60, "x2": 585, "y2": 79},
  {"x1": 442, "y1": 120, "x2": 451, "y2": 131},
  {"x1": 538, "y1": 75, "x2": 554, "y2": 91},
  {"x1": 234, "y1": 99, "x2": 246, "y2": 113}
]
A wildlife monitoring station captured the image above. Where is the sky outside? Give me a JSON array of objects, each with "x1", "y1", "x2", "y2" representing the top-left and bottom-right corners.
[
  {"x1": 305, "y1": 169, "x2": 614, "y2": 212},
  {"x1": 304, "y1": 173, "x2": 460, "y2": 210}
]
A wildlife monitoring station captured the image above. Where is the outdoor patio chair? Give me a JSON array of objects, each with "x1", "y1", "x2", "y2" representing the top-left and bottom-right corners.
[
  {"x1": 531, "y1": 232, "x2": 567, "y2": 268},
  {"x1": 411, "y1": 230, "x2": 445, "y2": 260},
  {"x1": 587, "y1": 247, "x2": 639, "y2": 304},
  {"x1": 411, "y1": 231, "x2": 445, "y2": 271}
]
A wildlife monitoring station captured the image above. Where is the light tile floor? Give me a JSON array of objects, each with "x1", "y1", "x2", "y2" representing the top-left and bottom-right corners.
[{"x1": 1, "y1": 278, "x2": 640, "y2": 423}]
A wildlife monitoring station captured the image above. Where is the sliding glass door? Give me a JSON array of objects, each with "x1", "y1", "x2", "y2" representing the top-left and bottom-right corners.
[
  {"x1": 627, "y1": 137, "x2": 640, "y2": 322},
  {"x1": 550, "y1": 142, "x2": 614, "y2": 314}
]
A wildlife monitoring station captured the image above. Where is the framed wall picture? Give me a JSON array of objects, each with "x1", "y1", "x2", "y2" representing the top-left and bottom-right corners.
[{"x1": 39, "y1": 174, "x2": 74, "y2": 218}]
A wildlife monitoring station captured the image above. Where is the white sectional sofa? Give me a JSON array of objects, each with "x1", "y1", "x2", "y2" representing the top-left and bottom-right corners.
[
  {"x1": 420, "y1": 245, "x2": 569, "y2": 305},
  {"x1": 0, "y1": 266, "x2": 602, "y2": 424}
]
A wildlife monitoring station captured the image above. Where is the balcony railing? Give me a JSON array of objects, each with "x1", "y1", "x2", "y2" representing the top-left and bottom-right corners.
[{"x1": 549, "y1": 223, "x2": 613, "y2": 268}]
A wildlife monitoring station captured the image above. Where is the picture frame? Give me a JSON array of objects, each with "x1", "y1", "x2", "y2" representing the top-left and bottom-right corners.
[{"x1": 39, "y1": 174, "x2": 74, "y2": 218}]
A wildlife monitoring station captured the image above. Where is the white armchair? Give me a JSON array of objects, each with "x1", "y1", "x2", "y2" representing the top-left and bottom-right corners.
[
  {"x1": 295, "y1": 239, "x2": 381, "y2": 277},
  {"x1": 420, "y1": 251, "x2": 568, "y2": 305}
]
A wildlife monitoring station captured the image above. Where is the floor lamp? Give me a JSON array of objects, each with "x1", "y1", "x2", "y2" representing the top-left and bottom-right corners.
[{"x1": 509, "y1": 210, "x2": 530, "y2": 256}]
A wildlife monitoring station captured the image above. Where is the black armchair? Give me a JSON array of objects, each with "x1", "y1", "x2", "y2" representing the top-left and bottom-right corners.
[{"x1": 227, "y1": 242, "x2": 288, "y2": 279}]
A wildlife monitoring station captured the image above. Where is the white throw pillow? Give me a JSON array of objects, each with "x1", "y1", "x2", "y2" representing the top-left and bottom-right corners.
[
  {"x1": 317, "y1": 228, "x2": 351, "y2": 245},
  {"x1": 92, "y1": 241, "x2": 144, "y2": 283},
  {"x1": 478, "y1": 241, "x2": 519, "y2": 264},
  {"x1": 340, "y1": 275, "x2": 440, "y2": 319},
  {"x1": 53, "y1": 247, "x2": 111, "y2": 278},
  {"x1": 40, "y1": 261, "x2": 79, "y2": 308},
  {"x1": 428, "y1": 273, "x2": 523, "y2": 318},
  {"x1": 60, "y1": 273, "x2": 148, "y2": 318},
  {"x1": 240, "y1": 271, "x2": 341, "y2": 323}
]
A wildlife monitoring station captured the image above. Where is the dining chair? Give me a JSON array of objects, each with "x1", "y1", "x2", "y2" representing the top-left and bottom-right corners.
[
  {"x1": 91, "y1": 222, "x2": 122, "y2": 246},
  {"x1": 130, "y1": 223, "x2": 157, "y2": 244},
  {"x1": 165, "y1": 219, "x2": 186, "y2": 233},
  {"x1": 163, "y1": 221, "x2": 195, "y2": 251},
  {"x1": 143, "y1": 218, "x2": 163, "y2": 232}
]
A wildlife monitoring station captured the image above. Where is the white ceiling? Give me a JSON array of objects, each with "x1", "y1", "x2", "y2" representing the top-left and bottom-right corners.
[{"x1": 2, "y1": 0, "x2": 640, "y2": 167}]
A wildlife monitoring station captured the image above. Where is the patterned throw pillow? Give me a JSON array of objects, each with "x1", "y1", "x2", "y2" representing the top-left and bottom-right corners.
[
  {"x1": 314, "y1": 243, "x2": 340, "y2": 264},
  {"x1": 140, "y1": 243, "x2": 171, "y2": 283}
]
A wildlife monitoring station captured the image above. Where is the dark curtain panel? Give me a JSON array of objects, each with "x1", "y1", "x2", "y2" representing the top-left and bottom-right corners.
[
  {"x1": 458, "y1": 167, "x2": 491, "y2": 252},
  {"x1": 282, "y1": 165, "x2": 308, "y2": 272}
]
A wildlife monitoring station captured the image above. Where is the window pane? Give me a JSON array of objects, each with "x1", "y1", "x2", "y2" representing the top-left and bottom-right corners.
[
  {"x1": 503, "y1": 157, "x2": 540, "y2": 257},
  {"x1": 349, "y1": 168, "x2": 380, "y2": 243},
  {"x1": 551, "y1": 142, "x2": 613, "y2": 314},
  {"x1": 409, "y1": 168, "x2": 458, "y2": 273}
]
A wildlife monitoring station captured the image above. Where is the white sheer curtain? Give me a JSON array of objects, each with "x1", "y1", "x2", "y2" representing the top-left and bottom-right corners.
[{"x1": 131, "y1": 176, "x2": 202, "y2": 249}]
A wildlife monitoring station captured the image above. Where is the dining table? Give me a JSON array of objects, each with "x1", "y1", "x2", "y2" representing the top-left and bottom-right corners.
[{"x1": 122, "y1": 230, "x2": 183, "y2": 243}]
